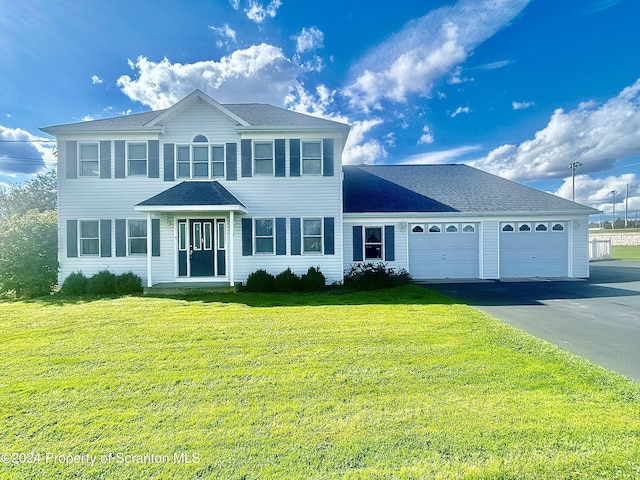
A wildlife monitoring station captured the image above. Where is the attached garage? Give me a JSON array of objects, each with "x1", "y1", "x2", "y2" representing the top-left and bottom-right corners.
[
  {"x1": 499, "y1": 222, "x2": 569, "y2": 278},
  {"x1": 409, "y1": 222, "x2": 479, "y2": 279}
]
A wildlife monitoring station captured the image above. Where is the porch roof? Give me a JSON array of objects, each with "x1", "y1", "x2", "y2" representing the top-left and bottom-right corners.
[{"x1": 134, "y1": 181, "x2": 248, "y2": 213}]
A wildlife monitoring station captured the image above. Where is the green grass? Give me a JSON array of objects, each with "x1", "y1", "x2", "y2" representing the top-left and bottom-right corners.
[
  {"x1": 611, "y1": 245, "x2": 640, "y2": 260},
  {"x1": 1, "y1": 285, "x2": 639, "y2": 479}
]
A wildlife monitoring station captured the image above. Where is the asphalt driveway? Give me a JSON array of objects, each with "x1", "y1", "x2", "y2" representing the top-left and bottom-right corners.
[{"x1": 425, "y1": 260, "x2": 640, "y2": 383}]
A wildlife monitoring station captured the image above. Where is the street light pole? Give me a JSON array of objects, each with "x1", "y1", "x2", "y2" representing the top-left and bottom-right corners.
[
  {"x1": 610, "y1": 190, "x2": 617, "y2": 229},
  {"x1": 569, "y1": 162, "x2": 583, "y2": 202}
]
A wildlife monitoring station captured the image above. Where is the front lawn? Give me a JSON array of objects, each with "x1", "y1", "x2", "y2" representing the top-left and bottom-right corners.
[
  {"x1": 612, "y1": 245, "x2": 640, "y2": 260},
  {"x1": 1, "y1": 285, "x2": 639, "y2": 479}
]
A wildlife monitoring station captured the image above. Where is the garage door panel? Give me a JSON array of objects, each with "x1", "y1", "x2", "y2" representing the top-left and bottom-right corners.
[{"x1": 500, "y1": 229, "x2": 568, "y2": 278}]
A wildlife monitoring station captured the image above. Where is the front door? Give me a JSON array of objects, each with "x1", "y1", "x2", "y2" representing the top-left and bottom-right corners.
[{"x1": 178, "y1": 219, "x2": 226, "y2": 277}]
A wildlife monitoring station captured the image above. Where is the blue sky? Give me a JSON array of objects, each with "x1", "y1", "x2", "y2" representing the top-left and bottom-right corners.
[{"x1": 1, "y1": 0, "x2": 639, "y2": 218}]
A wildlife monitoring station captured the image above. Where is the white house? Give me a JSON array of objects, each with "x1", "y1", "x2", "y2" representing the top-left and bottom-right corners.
[{"x1": 41, "y1": 89, "x2": 597, "y2": 288}]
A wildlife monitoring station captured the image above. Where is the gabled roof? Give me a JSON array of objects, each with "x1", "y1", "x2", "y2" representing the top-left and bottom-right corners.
[
  {"x1": 343, "y1": 164, "x2": 598, "y2": 215},
  {"x1": 41, "y1": 89, "x2": 348, "y2": 134},
  {"x1": 135, "y1": 181, "x2": 247, "y2": 213}
]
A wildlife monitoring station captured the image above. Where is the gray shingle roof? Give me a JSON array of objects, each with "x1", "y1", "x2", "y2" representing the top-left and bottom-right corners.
[
  {"x1": 136, "y1": 181, "x2": 246, "y2": 208},
  {"x1": 343, "y1": 164, "x2": 598, "y2": 215}
]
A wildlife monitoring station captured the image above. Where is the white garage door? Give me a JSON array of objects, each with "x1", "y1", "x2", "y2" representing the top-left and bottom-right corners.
[
  {"x1": 409, "y1": 223, "x2": 479, "y2": 280},
  {"x1": 500, "y1": 222, "x2": 568, "y2": 278}
]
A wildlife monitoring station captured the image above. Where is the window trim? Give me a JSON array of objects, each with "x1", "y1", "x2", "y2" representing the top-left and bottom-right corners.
[
  {"x1": 126, "y1": 142, "x2": 148, "y2": 176},
  {"x1": 302, "y1": 217, "x2": 323, "y2": 254},
  {"x1": 301, "y1": 140, "x2": 322, "y2": 176},
  {"x1": 254, "y1": 218, "x2": 275, "y2": 255},
  {"x1": 211, "y1": 145, "x2": 225, "y2": 178},
  {"x1": 253, "y1": 141, "x2": 274, "y2": 176},
  {"x1": 78, "y1": 142, "x2": 100, "y2": 177},
  {"x1": 364, "y1": 226, "x2": 384, "y2": 260},
  {"x1": 79, "y1": 219, "x2": 100, "y2": 256},
  {"x1": 127, "y1": 219, "x2": 148, "y2": 255}
]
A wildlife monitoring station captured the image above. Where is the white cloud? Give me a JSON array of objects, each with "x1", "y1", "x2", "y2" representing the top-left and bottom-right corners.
[
  {"x1": 418, "y1": 126, "x2": 434, "y2": 145},
  {"x1": 554, "y1": 173, "x2": 640, "y2": 213},
  {"x1": 117, "y1": 44, "x2": 301, "y2": 109},
  {"x1": 209, "y1": 23, "x2": 237, "y2": 46},
  {"x1": 229, "y1": 0, "x2": 240, "y2": 9},
  {"x1": 472, "y1": 78, "x2": 640, "y2": 181},
  {"x1": 0, "y1": 126, "x2": 55, "y2": 175},
  {"x1": 400, "y1": 145, "x2": 482, "y2": 165},
  {"x1": 91, "y1": 75, "x2": 103, "y2": 85},
  {"x1": 475, "y1": 59, "x2": 512, "y2": 71},
  {"x1": 450, "y1": 106, "x2": 470, "y2": 118},
  {"x1": 512, "y1": 100, "x2": 535, "y2": 110},
  {"x1": 244, "y1": 0, "x2": 282, "y2": 24},
  {"x1": 344, "y1": 0, "x2": 530, "y2": 111},
  {"x1": 295, "y1": 26, "x2": 324, "y2": 54}
]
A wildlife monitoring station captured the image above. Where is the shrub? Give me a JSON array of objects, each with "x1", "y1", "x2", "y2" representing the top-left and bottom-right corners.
[
  {"x1": 86, "y1": 270, "x2": 117, "y2": 295},
  {"x1": 61, "y1": 271, "x2": 88, "y2": 295},
  {"x1": 275, "y1": 267, "x2": 300, "y2": 292},
  {"x1": 115, "y1": 272, "x2": 143, "y2": 295},
  {"x1": 245, "y1": 269, "x2": 276, "y2": 292},
  {"x1": 300, "y1": 266, "x2": 326, "y2": 291},
  {"x1": 343, "y1": 262, "x2": 411, "y2": 291}
]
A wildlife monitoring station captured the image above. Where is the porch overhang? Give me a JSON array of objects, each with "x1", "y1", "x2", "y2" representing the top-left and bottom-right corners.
[{"x1": 134, "y1": 181, "x2": 248, "y2": 214}]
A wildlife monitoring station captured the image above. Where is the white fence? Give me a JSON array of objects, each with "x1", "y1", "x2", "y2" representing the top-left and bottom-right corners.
[{"x1": 589, "y1": 238, "x2": 611, "y2": 260}]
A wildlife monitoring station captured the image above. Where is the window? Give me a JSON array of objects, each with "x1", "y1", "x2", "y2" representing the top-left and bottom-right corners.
[
  {"x1": 412, "y1": 225, "x2": 424, "y2": 233},
  {"x1": 128, "y1": 219, "x2": 147, "y2": 254},
  {"x1": 446, "y1": 224, "x2": 458, "y2": 233},
  {"x1": 255, "y1": 219, "x2": 274, "y2": 254},
  {"x1": 192, "y1": 145, "x2": 209, "y2": 178},
  {"x1": 302, "y1": 141, "x2": 322, "y2": 175},
  {"x1": 79, "y1": 143, "x2": 99, "y2": 176},
  {"x1": 536, "y1": 223, "x2": 548, "y2": 232},
  {"x1": 519, "y1": 224, "x2": 531, "y2": 232},
  {"x1": 463, "y1": 224, "x2": 475, "y2": 233},
  {"x1": 502, "y1": 223, "x2": 514, "y2": 232},
  {"x1": 254, "y1": 142, "x2": 273, "y2": 175},
  {"x1": 176, "y1": 145, "x2": 190, "y2": 178},
  {"x1": 428, "y1": 224, "x2": 441, "y2": 233},
  {"x1": 211, "y1": 146, "x2": 224, "y2": 177},
  {"x1": 80, "y1": 220, "x2": 99, "y2": 255},
  {"x1": 303, "y1": 218, "x2": 322, "y2": 253},
  {"x1": 552, "y1": 223, "x2": 565, "y2": 231},
  {"x1": 364, "y1": 227, "x2": 383, "y2": 259},
  {"x1": 127, "y1": 143, "x2": 147, "y2": 176}
]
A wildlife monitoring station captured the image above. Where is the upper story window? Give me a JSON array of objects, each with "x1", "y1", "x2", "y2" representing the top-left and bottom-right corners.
[
  {"x1": 302, "y1": 141, "x2": 322, "y2": 175},
  {"x1": 127, "y1": 143, "x2": 147, "y2": 176},
  {"x1": 254, "y1": 141, "x2": 273, "y2": 175},
  {"x1": 79, "y1": 143, "x2": 99, "y2": 177},
  {"x1": 176, "y1": 136, "x2": 225, "y2": 179}
]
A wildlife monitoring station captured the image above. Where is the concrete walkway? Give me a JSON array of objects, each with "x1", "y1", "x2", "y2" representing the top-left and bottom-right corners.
[{"x1": 426, "y1": 260, "x2": 640, "y2": 383}]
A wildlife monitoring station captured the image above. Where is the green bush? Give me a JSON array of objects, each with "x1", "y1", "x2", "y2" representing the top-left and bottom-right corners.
[
  {"x1": 86, "y1": 270, "x2": 117, "y2": 295},
  {"x1": 0, "y1": 210, "x2": 58, "y2": 297},
  {"x1": 245, "y1": 269, "x2": 276, "y2": 292},
  {"x1": 61, "y1": 272, "x2": 88, "y2": 295},
  {"x1": 344, "y1": 262, "x2": 411, "y2": 291},
  {"x1": 275, "y1": 267, "x2": 300, "y2": 292},
  {"x1": 115, "y1": 272, "x2": 143, "y2": 295},
  {"x1": 300, "y1": 266, "x2": 326, "y2": 291}
]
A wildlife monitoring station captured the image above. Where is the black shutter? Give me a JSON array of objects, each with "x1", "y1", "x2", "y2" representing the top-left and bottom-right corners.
[
  {"x1": 324, "y1": 217, "x2": 335, "y2": 255},
  {"x1": 100, "y1": 219, "x2": 112, "y2": 257},
  {"x1": 323, "y1": 138, "x2": 334, "y2": 177},
  {"x1": 67, "y1": 220, "x2": 78, "y2": 257},
  {"x1": 290, "y1": 218, "x2": 301, "y2": 255},
  {"x1": 242, "y1": 218, "x2": 253, "y2": 256},
  {"x1": 115, "y1": 219, "x2": 126, "y2": 257},
  {"x1": 114, "y1": 141, "x2": 126, "y2": 178},
  {"x1": 289, "y1": 139, "x2": 300, "y2": 177},
  {"x1": 352, "y1": 225, "x2": 363, "y2": 262},
  {"x1": 226, "y1": 142, "x2": 237, "y2": 181},
  {"x1": 163, "y1": 143, "x2": 175, "y2": 181},
  {"x1": 384, "y1": 225, "x2": 395, "y2": 261},
  {"x1": 99, "y1": 141, "x2": 111, "y2": 179},
  {"x1": 275, "y1": 139, "x2": 286, "y2": 177},
  {"x1": 276, "y1": 217, "x2": 286, "y2": 255},
  {"x1": 148, "y1": 140, "x2": 160, "y2": 178},
  {"x1": 241, "y1": 139, "x2": 252, "y2": 177},
  {"x1": 152, "y1": 218, "x2": 160, "y2": 256},
  {"x1": 66, "y1": 141, "x2": 77, "y2": 179}
]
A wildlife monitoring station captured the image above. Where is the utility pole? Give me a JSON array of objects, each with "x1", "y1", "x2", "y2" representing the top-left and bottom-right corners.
[
  {"x1": 569, "y1": 162, "x2": 582, "y2": 202},
  {"x1": 610, "y1": 190, "x2": 617, "y2": 229},
  {"x1": 625, "y1": 183, "x2": 629, "y2": 229}
]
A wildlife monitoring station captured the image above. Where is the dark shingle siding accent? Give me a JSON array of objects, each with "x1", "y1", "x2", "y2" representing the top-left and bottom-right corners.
[{"x1": 137, "y1": 181, "x2": 246, "y2": 208}]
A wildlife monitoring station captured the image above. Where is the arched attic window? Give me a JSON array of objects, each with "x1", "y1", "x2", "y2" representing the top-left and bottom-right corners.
[{"x1": 193, "y1": 135, "x2": 208, "y2": 143}]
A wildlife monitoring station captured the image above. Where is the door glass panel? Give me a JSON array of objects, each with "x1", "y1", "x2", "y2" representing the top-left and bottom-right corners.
[
  {"x1": 179, "y1": 222, "x2": 186, "y2": 250},
  {"x1": 204, "y1": 222, "x2": 212, "y2": 250},
  {"x1": 193, "y1": 222, "x2": 202, "y2": 250},
  {"x1": 217, "y1": 221, "x2": 225, "y2": 250}
]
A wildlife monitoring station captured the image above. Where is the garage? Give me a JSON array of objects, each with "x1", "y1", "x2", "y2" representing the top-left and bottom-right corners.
[
  {"x1": 499, "y1": 221, "x2": 568, "y2": 278},
  {"x1": 409, "y1": 223, "x2": 479, "y2": 279}
]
